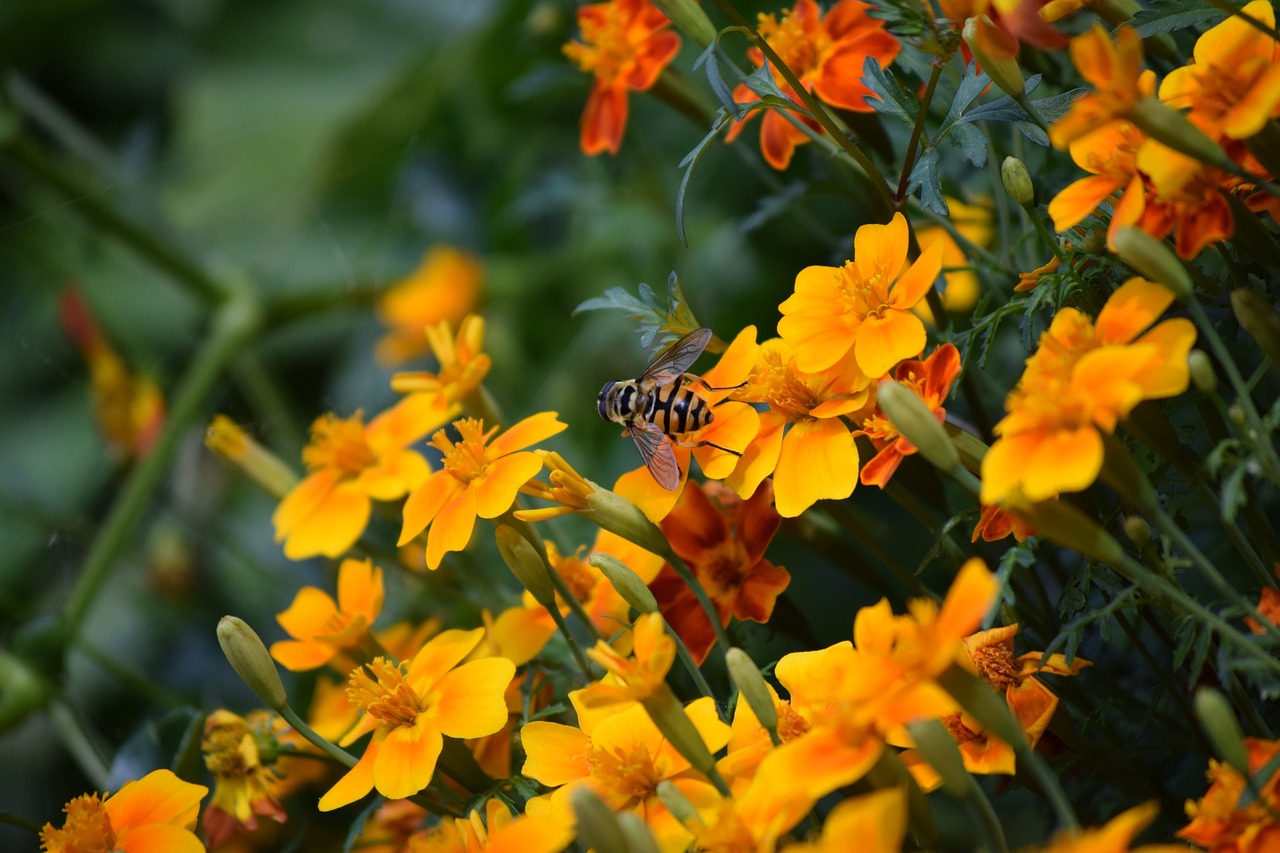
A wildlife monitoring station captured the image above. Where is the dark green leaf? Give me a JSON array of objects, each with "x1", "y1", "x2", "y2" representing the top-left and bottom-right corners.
[
  {"x1": 1132, "y1": 0, "x2": 1235, "y2": 35},
  {"x1": 948, "y1": 120, "x2": 988, "y2": 167},
  {"x1": 862, "y1": 56, "x2": 918, "y2": 126},
  {"x1": 906, "y1": 148, "x2": 947, "y2": 214}
]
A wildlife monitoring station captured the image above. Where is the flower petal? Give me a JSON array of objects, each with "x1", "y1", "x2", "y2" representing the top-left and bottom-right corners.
[
  {"x1": 521, "y1": 722, "x2": 593, "y2": 787},
  {"x1": 273, "y1": 470, "x2": 338, "y2": 541},
  {"x1": 105, "y1": 769, "x2": 206, "y2": 832},
  {"x1": 407, "y1": 627, "x2": 486, "y2": 689},
  {"x1": 399, "y1": 471, "x2": 462, "y2": 546},
  {"x1": 474, "y1": 451, "x2": 545, "y2": 518},
  {"x1": 773, "y1": 418, "x2": 859, "y2": 518},
  {"x1": 854, "y1": 309, "x2": 925, "y2": 378},
  {"x1": 489, "y1": 412, "x2": 567, "y2": 458},
  {"x1": 431, "y1": 657, "x2": 519, "y2": 738},
  {"x1": 318, "y1": 740, "x2": 378, "y2": 811},
  {"x1": 374, "y1": 719, "x2": 443, "y2": 799},
  {"x1": 337, "y1": 558, "x2": 384, "y2": 622},
  {"x1": 282, "y1": 481, "x2": 371, "y2": 559}
]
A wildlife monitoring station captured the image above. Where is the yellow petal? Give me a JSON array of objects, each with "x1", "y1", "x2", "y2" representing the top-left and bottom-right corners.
[
  {"x1": 374, "y1": 718, "x2": 443, "y2": 799},
  {"x1": 336, "y1": 558, "x2": 384, "y2": 622},
  {"x1": 407, "y1": 627, "x2": 486, "y2": 688},
  {"x1": 116, "y1": 824, "x2": 207, "y2": 853},
  {"x1": 430, "y1": 657, "x2": 518, "y2": 739},
  {"x1": 273, "y1": 470, "x2": 337, "y2": 541},
  {"x1": 282, "y1": 481, "x2": 370, "y2": 560},
  {"x1": 854, "y1": 309, "x2": 926, "y2": 378},
  {"x1": 521, "y1": 721, "x2": 593, "y2": 787},
  {"x1": 854, "y1": 212, "x2": 909, "y2": 280},
  {"x1": 269, "y1": 639, "x2": 336, "y2": 672},
  {"x1": 1023, "y1": 427, "x2": 1103, "y2": 501},
  {"x1": 1094, "y1": 277, "x2": 1175, "y2": 345},
  {"x1": 474, "y1": 451, "x2": 545, "y2": 518},
  {"x1": 399, "y1": 471, "x2": 462, "y2": 546},
  {"x1": 488, "y1": 412, "x2": 567, "y2": 458},
  {"x1": 426, "y1": 485, "x2": 479, "y2": 569},
  {"x1": 318, "y1": 740, "x2": 378, "y2": 811},
  {"x1": 773, "y1": 418, "x2": 859, "y2": 517},
  {"x1": 105, "y1": 769, "x2": 206, "y2": 832}
]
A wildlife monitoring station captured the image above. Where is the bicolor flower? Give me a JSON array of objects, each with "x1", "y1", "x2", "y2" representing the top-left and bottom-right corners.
[{"x1": 40, "y1": 768, "x2": 208, "y2": 853}]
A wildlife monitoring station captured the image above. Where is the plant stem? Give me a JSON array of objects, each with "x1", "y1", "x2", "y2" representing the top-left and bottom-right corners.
[{"x1": 896, "y1": 62, "x2": 945, "y2": 205}]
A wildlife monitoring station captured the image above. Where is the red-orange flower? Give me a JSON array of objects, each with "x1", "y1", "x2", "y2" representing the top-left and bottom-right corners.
[
  {"x1": 649, "y1": 480, "x2": 790, "y2": 664},
  {"x1": 1181, "y1": 738, "x2": 1280, "y2": 851},
  {"x1": 1246, "y1": 586, "x2": 1280, "y2": 635},
  {"x1": 858, "y1": 343, "x2": 962, "y2": 488},
  {"x1": 563, "y1": 0, "x2": 680, "y2": 156},
  {"x1": 726, "y1": 0, "x2": 900, "y2": 169},
  {"x1": 40, "y1": 768, "x2": 208, "y2": 853},
  {"x1": 972, "y1": 503, "x2": 1036, "y2": 542}
]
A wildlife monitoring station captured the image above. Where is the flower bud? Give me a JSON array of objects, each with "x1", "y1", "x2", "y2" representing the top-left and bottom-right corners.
[
  {"x1": 584, "y1": 488, "x2": 672, "y2": 555},
  {"x1": 1129, "y1": 97, "x2": 1233, "y2": 172},
  {"x1": 1231, "y1": 289, "x2": 1280, "y2": 376},
  {"x1": 1228, "y1": 403, "x2": 1246, "y2": 426},
  {"x1": 877, "y1": 379, "x2": 960, "y2": 473},
  {"x1": 572, "y1": 786, "x2": 629, "y2": 853},
  {"x1": 591, "y1": 553, "x2": 658, "y2": 614},
  {"x1": 1194, "y1": 687, "x2": 1249, "y2": 776},
  {"x1": 0, "y1": 650, "x2": 48, "y2": 734},
  {"x1": 1000, "y1": 156, "x2": 1034, "y2": 206},
  {"x1": 205, "y1": 415, "x2": 299, "y2": 500},
  {"x1": 217, "y1": 616, "x2": 286, "y2": 711},
  {"x1": 905, "y1": 718, "x2": 975, "y2": 798},
  {"x1": 1110, "y1": 228, "x2": 1193, "y2": 302},
  {"x1": 726, "y1": 647, "x2": 778, "y2": 731},
  {"x1": 641, "y1": 687, "x2": 719, "y2": 779},
  {"x1": 1188, "y1": 350, "x2": 1216, "y2": 394},
  {"x1": 1122, "y1": 515, "x2": 1152, "y2": 548},
  {"x1": 655, "y1": 780, "x2": 702, "y2": 825},
  {"x1": 963, "y1": 16, "x2": 1024, "y2": 101},
  {"x1": 1018, "y1": 499, "x2": 1127, "y2": 565},
  {"x1": 494, "y1": 525, "x2": 556, "y2": 608},
  {"x1": 617, "y1": 812, "x2": 663, "y2": 853},
  {"x1": 652, "y1": 0, "x2": 717, "y2": 48}
]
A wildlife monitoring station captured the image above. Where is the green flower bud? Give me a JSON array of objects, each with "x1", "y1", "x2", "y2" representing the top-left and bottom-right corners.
[
  {"x1": 1129, "y1": 97, "x2": 1233, "y2": 172},
  {"x1": 217, "y1": 616, "x2": 286, "y2": 711},
  {"x1": 1122, "y1": 515, "x2": 1152, "y2": 548},
  {"x1": 652, "y1": 0, "x2": 717, "y2": 48},
  {"x1": 1231, "y1": 289, "x2": 1280, "y2": 376},
  {"x1": 495, "y1": 525, "x2": 556, "y2": 608},
  {"x1": 1194, "y1": 687, "x2": 1249, "y2": 776},
  {"x1": 1017, "y1": 499, "x2": 1126, "y2": 565},
  {"x1": 584, "y1": 488, "x2": 672, "y2": 557},
  {"x1": 641, "y1": 686, "x2": 719, "y2": 779},
  {"x1": 655, "y1": 779, "x2": 702, "y2": 826},
  {"x1": 1110, "y1": 227, "x2": 1193, "y2": 302},
  {"x1": 1000, "y1": 156, "x2": 1034, "y2": 206},
  {"x1": 962, "y1": 16, "x2": 1024, "y2": 101},
  {"x1": 905, "y1": 718, "x2": 974, "y2": 799},
  {"x1": 877, "y1": 379, "x2": 960, "y2": 473},
  {"x1": 572, "y1": 786, "x2": 629, "y2": 853},
  {"x1": 617, "y1": 812, "x2": 663, "y2": 853},
  {"x1": 726, "y1": 648, "x2": 778, "y2": 731},
  {"x1": 591, "y1": 553, "x2": 658, "y2": 614},
  {"x1": 1188, "y1": 350, "x2": 1217, "y2": 394}
]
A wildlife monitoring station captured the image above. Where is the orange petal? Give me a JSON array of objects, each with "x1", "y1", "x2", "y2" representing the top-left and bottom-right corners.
[
  {"x1": 1132, "y1": 318, "x2": 1195, "y2": 398},
  {"x1": 358, "y1": 447, "x2": 431, "y2": 501},
  {"x1": 105, "y1": 769, "x2": 206, "y2": 832},
  {"x1": 854, "y1": 212, "x2": 910, "y2": 279},
  {"x1": 407, "y1": 627, "x2": 486, "y2": 688},
  {"x1": 337, "y1": 558, "x2": 384, "y2": 622},
  {"x1": 475, "y1": 451, "x2": 545, "y2": 518},
  {"x1": 374, "y1": 718, "x2": 443, "y2": 799},
  {"x1": 581, "y1": 83, "x2": 628, "y2": 156},
  {"x1": 116, "y1": 823, "x2": 207, "y2": 853},
  {"x1": 755, "y1": 726, "x2": 882, "y2": 803},
  {"x1": 269, "y1": 638, "x2": 336, "y2": 672},
  {"x1": 276, "y1": 586, "x2": 338, "y2": 639},
  {"x1": 692, "y1": 402, "x2": 760, "y2": 479},
  {"x1": 1048, "y1": 175, "x2": 1125, "y2": 232},
  {"x1": 1023, "y1": 426, "x2": 1103, "y2": 501},
  {"x1": 936, "y1": 558, "x2": 1000, "y2": 642},
  {"x1": 773, "y1": 418, "x2": 859, "y2": 517},
  {"x1": 273, "y1": 470, "x2": 338, "y2": 541},
  {"x1": 854, "y1": 309, "x2": 926, "y2": 379},
  {"x1": 318, "y1": 740, "x2": 378, "y2": 811},
  {"x1": 282, "y1": 481, "x2": 371, "y2": 559},
  {"x1": 889, "y1": 233, "x2": 943, "y2": 310},
  {"x1": 1095, "y1": 277, "x2": 1176, "y2": 345},
  {"x1": 431, "y1": 657, "x2": 518, "y2": 738},
  {"x1": 489, "y1": 412, "x2": 567, "y2": 458},
  {"x1": 759, "y1": 108, "x2": 805, "y2": 170},
  {"x1": 399, "y1": 471, "x2": 462, "y2": 546}
]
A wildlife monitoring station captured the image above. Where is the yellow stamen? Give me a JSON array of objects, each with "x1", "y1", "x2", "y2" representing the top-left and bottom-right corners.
[
  {"x1": 302, "y1": 412, "x2": 378, "y2": 476},
  {"x1": 348, "y1": 658, "x2": 422, "y2": 728},
  {"x1": 40, "y1": 794, "x2": 116, "y2": 853}
]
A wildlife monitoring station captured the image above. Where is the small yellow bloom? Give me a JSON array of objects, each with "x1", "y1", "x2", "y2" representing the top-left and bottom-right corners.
[
  {"x1": 915, "y1": 198, "x2": 995, "y2": 316},
  {"x1": 318, "y1": 628, "x2": 515, "y2": 811},
  {"x1": 202, "y1": 709, "x2": 288, "y2": 848},
  {"x1": 404, "y1": 798, "x2": 573, "y2": 853},
  {"x1": 783, "y1": 788, "x2": 907, "y2": 853},
  {"x1": 270, "y1": 558, "x2": 385, "y2": 671},
  {"x1": 399, "y1": 413, "x2": 567, "y2": 569},
  {"x1": 577, "y1": 611, "x2": 675, "y2": 708},
  {"x1": 40, "y1": 768, "x2": 208, "y2": 853},
  {"x1": 390, "y1": 314, "x2": 492, "y2": 411},
  {"x1": 376, "y1": 246, "x2": 483, "y2": 366}
]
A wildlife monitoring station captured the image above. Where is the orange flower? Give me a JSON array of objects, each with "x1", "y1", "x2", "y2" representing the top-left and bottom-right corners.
[
  {"x1": 390, "y1": 314, "x2": 492, "y2": 412},
  {"x1": 270, "y1": 558, "x2": 385, "y2": 671},
  {"x1": 577, "y1": 611, "x2": 675, "y2": 708},
  {"x1": 1048, "y1": 119, "x2": 1147, "y2": 235},
  {"x1": 1039, "y1": 801, "x2": 1188, "y2": 852},
  {"x1": 724, "y1": 330, "x2": 874, "y2": 518},
  {"x1": 1049, "y1": 25, "x2": 1153, "y2": 149},
  {"x1": 1128, "y1": 142, "x2": 1237, "y2": 260},
  {"x1": 1159, "y1": 0, "x2": 1280, "y2": 141},
  {"x1": 780, "y1": 788, "x2": 908, "y2": 853},
  {"x1": 981, "y1": 278, "x2": 1196, "y2": 505},
  {"x1": 725, "y1": 0, "x2": 900, "y2": 169},
  {"x1": 563, "y1": 0, "x2": 680, "y2": 156},
  {"x1": 1246, "y1": 586, "x2": 1280, "y2": 634},
  {"x1": 318, "y1": 628, "x2": 515, "y2": 811},
  {"x1": 1181, "y1": 737, "x2": 1280, "y2": 851},
  {"x1": 778, "y1": 212, "x2": 945, "y2": 378},
  {"x1": 59, "y1": 286, "x2": 166, "y2": 461},
  {"x1": 649, "y1": 480, "x2": 790, "y2": 664},
  {"x1": 274, "y1": 394, "x2": 453, "y2": 560},
  {"x1": 39, "y1": 768, "x2": 208, "y2": 853},
  {"x1": 201, "y1": 709, "x2": 288, "y2": 848},
  {"x1": 375, "y1": 247, "x2": 483, "y2": 366},
  {"x1": 399, "y1": 412, "x2": 567, "y2": 569},
  {"x1": 972, "y1": 503, "x2": 1036, "y2": 542},
  {"x1": 1015, "y1": 254, "x2": 1063, "y2": 293},
  {"x1": 858, "y1": 343, "x2": 962, "y2": 488},
  {"x1": 404, "y1": 798, "x2": 572, "y2": 853}
]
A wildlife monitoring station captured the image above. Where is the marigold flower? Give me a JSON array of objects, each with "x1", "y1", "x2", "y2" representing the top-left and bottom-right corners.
[
  {"x1": 521, "y1": 696, "x2": 730, "y2": 851},
  {"x1": 781, "y1": 788, "x2": 908, "y2": 853},
  {"x1": 270, "y1": 558, "x2": 385, "y2": 671},
  {"x1": 972, "y1": 503, "x2": 1036, "y2": 542},
  {"x1": 725, "y1": 0, "x2": 900, "y2": 170},
  {"x1": 201, "y1": 709, "x2": 288, "y2": 848},
  {"x1": 399, "y1": 412, "x2": 567, "y2": 569},
  {"x1": 1180, "y1": 737, "x2": 1280, "y2": 851},
  {"x1": 39, "y1": 768, "x2": 208, "y2": 853},
  {"x1": 59, "y1": 286, "x2": 166, "y2": 461},
  {"x1": 725, "y1": 330, "x2": 874, "y2": 518},
  {"x1": 982, "y1": 278, "x2": 1195, "y2": 504},
  {"x1": 1038, "y1": 801, "x2": 1187, "y2": 852},
  {"x1": 1246, "y1": 586, "x2": 1280, "y2": 635},
  {"x1": 779, "y1": 212, "x2": 945, "y2": 378},
  {"x1": 563, "y1": 0, "x2": 680, "y2": 156},
  {"x1": 577, "y1": 611, "x2": 675, "y2": 708},
  {"x1": 858, "y1": 343, "x2": 962, "y2": 489},
  {"x1": 390, "y1": 314, "x2": 492, "y2": 411},
  {"x1": 1128, "y1": 142, "x2": 1238, "y2": 260},
  {"x1": 1049, "y1": 119, "x2": 1147, "y2": 235},
  {"x1": 274, "y1": 394, "x2": 453, "y2": 560},
  {"x1": 1015, "y1": 254, "x2": 1063, "y2": 293},
  {"x1": 375, "y1": 247, "x2": 483, "y2": 366},
  {"x1": 1049, "y1": 25, "x2": 1152, "y2": 149},
  {"x1": 318, "y1": 628, "x2": 515, "y2": 811},
  {"x1": 648, "y1": 480, "x2": 789, "y2": 665},
  {"x1": 404, "y1": 798, "x2": 573, "y2": 853},
  {"x1": 915, "y1": 198, "x2": 994, "y2": 316},
  {"x1": 1159, "y1": 0, "x2": 1280, "y2": 141}
]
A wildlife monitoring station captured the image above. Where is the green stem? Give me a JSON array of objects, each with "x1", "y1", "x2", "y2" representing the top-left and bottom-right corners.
[
  {"x1": 64, "y1": 297, "x2": 260, "y2": 641},
  {"x1": 230, "y1": 352, "x2": 305, "y2": 459},
  {"x1": 658, "y1": 545, "x2": 734, "y2": 663},
  {"x1": 895, "y1": 61, "x2": 946, "y2": 205},
  {"x1": 49, "y1": 698, "x2": 111, "y2": 791}
]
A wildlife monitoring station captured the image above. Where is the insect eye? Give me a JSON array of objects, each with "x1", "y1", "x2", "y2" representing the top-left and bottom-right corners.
[{"x1": 597, "y1": 381, "x2": 617, "y2": 420}]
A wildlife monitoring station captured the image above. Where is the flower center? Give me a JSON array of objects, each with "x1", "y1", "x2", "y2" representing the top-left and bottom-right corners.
[
  {"x1": 564, "y1": 5, "x2": 637, "y2": 84},
  {"x1": 1001, "y1": 311, "x2": 1100, "y2": 431},
  {"x1": 739, "y1": 348, "x2": 822, "y2": 421},
  {"x1": 758, "y1": 7, "x2": 826, "y2": 79},
  {"x1": 588, "y1": 742, "x2": 662, "y2": 805},
  {"x1": 941, "y1": 711, "x2": 983, "y2": 745},
  {"x1": 432, "y1": 418, "x2": 498, "y2": 485},
  {"x1": 838, "y1": 262, "x2": 890, "y2": 320},
  {"x1": 348, "y1": 658, "x2": 422, "y2": 729},
  {"x1": 40, "y1": 794, "x2": 116, "y2": 853},
  {"x1": 203, "y1": 715, "x2": 256, "y2": 780},
  {"x1": 776, "y1": 702, "x2": 812, "y2": 743},
  {"x1": 554, "y1": 548, "x2": 599, "y2": 604},
  {"x1": 971, "y1": 642, "x2": 1021, "y2": 691},
  {"x1": 302, "y1": 412, "x2": 378, "y2": 477}
]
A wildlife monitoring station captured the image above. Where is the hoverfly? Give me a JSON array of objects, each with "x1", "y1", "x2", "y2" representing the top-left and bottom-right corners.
[{"x1": 597, "y1": 327, "x2": 740, "y2": 490}]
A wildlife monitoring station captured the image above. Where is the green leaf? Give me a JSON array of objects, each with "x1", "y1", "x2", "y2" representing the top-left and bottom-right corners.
[
  {"x1": 906, "y1": 148, "x2": 947, "y2": 214},
  {"x1": 937, "y1": 62, "x2": 990, "y2": 137},
  {"x1": 693, "y1": 40, "x2": 740, "y2": 117},
  {"x1": 861, "y1": 56, "x2": 919, "y2": 126},
  {"x1": 948, "y1": 120, "x2": 988, "y2": 167},
  {"x1": 574, "y1": 274, "x2": 705, "y2": 351},
  {"x1": 1132, "y1": 0, "x2": 1235, "y2": 35}
]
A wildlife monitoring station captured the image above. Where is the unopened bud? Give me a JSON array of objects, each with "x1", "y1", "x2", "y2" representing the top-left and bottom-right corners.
[
  {"x1": 655, "y1": 780, "x2": 702, "y2": 825},
  {"x1": 1122, "y1": 515, "x2": 1152, "y2": 548},
  {"x1": 1194, "y1": 688, "x2": 1249, "y2": 776},
  {"x1": 641, "y1": 687, "x2": 719, "y2": 779},
  {"x1": 217, "y1": 616, "x2": 286, "y2": 711},
  {"x1": 905, "y1": 718, "x2": 975, "y2": 798},
  {"x1": 1231, "y1": 290, "x2": 1280, "y2": 376},
  {"x1": 877, "y1": 379, "x2": 960, "y2": 473},
  {"x1": 584, "y1": 488, "x2": 672, "y2": 555},
  {"x1": 572, "y1": 786, "x2": 629, "y2": 853},
  {"x1": 963, "y1": 16, "x2": 1024, "y2": 100},
  {"x1": 591, "y1": 553, "x2": 658, "y2": 614},
  {"x1": 1188, "y1": 350, "x2": 1216, "y2": 394},
  {"x1": 1081, "y1": 230, "x2": 1106, "y2": 255},
  {"x1": 652, "y1": 0, "x2": 717, "y2": 48},
  {"x1": 0, "y1": 650, "x2": 48, "y2": 734},
  {"x1": 617, "y1": 812, "x2": 663, "y2": 853},
  {"x1": 205, "y1": 415, "x2": 299, "y2": 499},
  {"x1": 1129, "y1": 97, "x2": 1233, "y2": 172},
  {"x1": 1090, "y1": 0, "x2": 1140, "y2": 24},
  {"x1": 1110, "y1": 228, "x2": 1193, "y2": 301},
  {"x1": 494, "y1": 526, "x2": 556, "y2": 608},
  {"x1": 726, "y1": 647, "x2": 778, "y2": 731},
  {"x1": 1228, "y1": 403, "x2": 1246, "y2": 425},
  {"x1": 1001, "y1": 157, "x2": 1034, "y2": 206},
  {"x1": 1018, "y1": 499, "x2": 1126, "y2": 565}
]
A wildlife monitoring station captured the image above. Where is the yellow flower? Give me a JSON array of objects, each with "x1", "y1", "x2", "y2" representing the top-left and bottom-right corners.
[
  {"x1": 1049, "y1": 25, "x2": 1153, "y2": 149},
  {"x1": 981, "y1": 278, "x2": 1196, "y2": 504},
  {"x1": 577, "y1": 611, "x2": 675, "y2": 708},
  {"x1": 390, "y1": 314, "x2": 492, "y2": 412},
  {"x1": 274, "y1": 394, "x2": 454, "y2": 560},
  {"x1": 318, "y1": 628, "x2": 515, "y2": 811},
  {"x1": 375, "y1": 246, "x2": 483, "y2": 366},
  {"x1": 782, "y1": 788, "x2": 907, "y2": 853},
  {"x1": 778, "y1": 212, "x2": 945, "y2": 378},
  {"x1": 201, "y1": 709, "x2": 288, "y2": 848},
  {"x1": 40, "y1": 768, "x2": 208, "y2": 853},
  {"x1": 270, "y1": 558, "x2": 385, "y2": 671},
  {"x1": 399, "y1": 412, "x2": 567, "y2": 569},
  {"x1": 405, "y1": 798, "x2": 573, "y2": 853}
]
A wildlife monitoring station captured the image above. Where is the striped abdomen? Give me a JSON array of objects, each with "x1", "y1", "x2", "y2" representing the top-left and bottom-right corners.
[{"x1": 597, "y1": 379, "x2": 714, "y2": 437}]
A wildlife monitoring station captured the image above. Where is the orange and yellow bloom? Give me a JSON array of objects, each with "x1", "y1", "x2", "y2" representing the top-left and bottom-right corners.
[
  {"x1": 40, "y1": 768, "x2": 208, "y2": 853},
  {"x1": 375, "y1": 246, "x2": 483, "y2": 366},
  {"x1": 563, "y1": 0, "x2": 680, "y2": 156},
  {"x1": 725, "y1": 0, "x2": 900, "y2": 170},
  {"x1": 1049, "y1": 25, "x2": 1152, "y2": 149},
  {"x1": 270, "y1": 557, "x2": 385, "y2": 671},
  {"x1": 274, "y1": 394, "x2": 453, "y2": 560},
  {"x1": 318, "y1": 627, "x2": 515, "y2": 811},
  {"x1": 1180, "y1": 737, "x2": 1280, "y2": 851},
  {"x1": 201, "y1": 709, "x2": 288, "y2": 848},
  {"x1": 981, "y1": 278, "x2": 1195, "y2": 505},
  {"x1": 399, "y1": 412, "x2": 567, "y2": 569},
  {"x1": 858, "y1": 343, "x2": 962, "y2": 488}
]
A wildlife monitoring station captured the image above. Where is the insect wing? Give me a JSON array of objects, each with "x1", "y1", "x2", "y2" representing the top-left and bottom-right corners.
[
  {"x1": 638, "y1": 328, "x2": 712, "y2": 387},
  {"x1": 627, "y1": 420, "x2": 681, "y2": 490}
]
